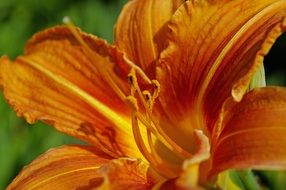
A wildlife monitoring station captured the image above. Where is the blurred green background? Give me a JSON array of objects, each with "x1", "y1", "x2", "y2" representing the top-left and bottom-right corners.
[{"x1": 0, "y1": 0, "x2": 285, "y2": 189}]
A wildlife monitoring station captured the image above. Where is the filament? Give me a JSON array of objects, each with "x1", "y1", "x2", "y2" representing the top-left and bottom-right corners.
[{"x1": 128, "y1": 68, "x2": 192, "y2": 159}]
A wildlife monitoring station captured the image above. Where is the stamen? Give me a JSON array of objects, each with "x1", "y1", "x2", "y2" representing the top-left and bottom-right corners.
[
  {"x1": 128, "y1": 69, "x2": 193, "y2": 159},
  {"x1": 64, "y1": 18, "x2": 191, "y2": 178},
  {"x1": 146, "y1": 129, "x2": 181, "y2": 174},
  {"x1": 142, "y1": 90, "x2": 151, "y2": 102},
  {"x1": 128, "y1": 68, "x2": 153, "y2": 114},
  {"x1": 126, "y1": 69, "x2": 182, "y2": 177},
  {"x1": 124, "y1": 56, "x2": 152, "y2": 84},
  {"x1": 131, "y1": 113, "x2": 156, "y2": 165},
  {"x1": 142, "y1": 90, "x2": 152, "y2": 108},
  {"x1": 147, "y1": 130, "x2": 155, "y2": 154},
  {"x1": 63, "y1": 17, "x2": 90, "y2": 51},
  {"x1": 125, "y1": 96, "x2": 139, "y2": 111},
  {"x1": 136, "y1": 112, "x2": 192, "y2": 159},
  {"x1": 128, "y1": 70, "x2": 137, "y2": 96},
  {"x1": 151, "y1": 80, "x2": 160, "y2": 99},
  {"x1": 131, "y1": 111, "x2": 179, "y2": 178}
]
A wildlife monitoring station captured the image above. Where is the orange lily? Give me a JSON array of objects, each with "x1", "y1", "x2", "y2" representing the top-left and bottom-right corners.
[{"x1": 1, "y1": 0, "x2": 286, "y2": 189}]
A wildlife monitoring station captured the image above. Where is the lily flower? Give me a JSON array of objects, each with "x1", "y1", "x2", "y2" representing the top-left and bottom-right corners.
[{"x1": 1, "y1": 0, "x2": 286, "y2": 189}]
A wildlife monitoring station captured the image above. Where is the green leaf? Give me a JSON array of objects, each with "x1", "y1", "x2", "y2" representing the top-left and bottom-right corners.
[
  {"x1": 255, "y1": 170, "x2": 286, "y2": 190},
  {"x1": 217, "y1": 170, "x2": 263, "y2": 190}
]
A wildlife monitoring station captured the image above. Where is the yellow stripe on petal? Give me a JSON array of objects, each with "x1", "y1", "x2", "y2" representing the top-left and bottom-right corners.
[
  {"x1": 20, "y1": 57, "x2": 131, "y2": 135},
  {"x1": 7, "y1": 145, "x2": 110, "y2": 190},
  {"x1": 29, "y1": 167, "x2": 101, "y2": 190}
]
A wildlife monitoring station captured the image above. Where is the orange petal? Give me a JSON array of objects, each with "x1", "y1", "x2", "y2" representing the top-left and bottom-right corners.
[
  {"x1": 0, "y1": 26, "x2": 142, "y2": 158},
  {"x1": 156, "y1": 0, "x2": 286, "y2": 134},
  {"x1": 115, "y1": 0, "x2": 182, "y2": 77},
  {"x1": 175, "y1": 130, "x2": 210, "y2": 188},
  {"x1": 96, "y1": 158, "x2": 156, "y2": 190},
  {"x1": 7, "y1": 145, "x2": 110, "y2": 190},
  {"x1": 210, "y1": 87, "x2": 286, "y2": 177}
]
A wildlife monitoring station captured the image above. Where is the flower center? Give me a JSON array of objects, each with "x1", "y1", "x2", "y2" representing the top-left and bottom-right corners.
[
  {"x1": 63, "y1": 18, "x2": 200, "y2": 179},
  {"x1": 125, "y1": 68, "x2": 191, "y2": 178}
]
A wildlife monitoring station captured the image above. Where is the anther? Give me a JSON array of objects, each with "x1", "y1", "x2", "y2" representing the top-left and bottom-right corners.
[
  {"x1": 152, "y1": 80, "x2": 160, "y2": 99},
  {"x1": 127, "y1": 74, "x2": 134, "y2": 85},
  {"x1": 125, "y1": 96, "x2": 139, "y2": 111},
  {"x1": 142, "y1": 90, "x2": 151, "y2": 101},
  {"x1": 142, "y1": 90, "x2": 152, "y2": 109},
  {"x1": 128, "y1": 69, "x2": 138, "y2": 96},
  {"x1": 124, "y1": 56, "x2": 152, "y2": 84},
  {"x1": 127, "y1": 69, "x2": 138, "y2": 86}
]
